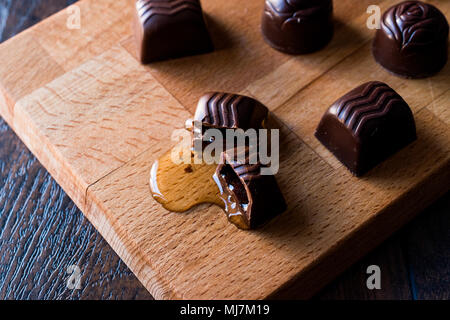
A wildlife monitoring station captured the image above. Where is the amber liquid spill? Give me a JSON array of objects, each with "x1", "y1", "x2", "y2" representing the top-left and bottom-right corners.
[
  {"x1": 149, "y1": 149, "x2": 223, "y2": 212},
  {"x1": 149, "y1": 148, "x2": 249, "y2": 229}
]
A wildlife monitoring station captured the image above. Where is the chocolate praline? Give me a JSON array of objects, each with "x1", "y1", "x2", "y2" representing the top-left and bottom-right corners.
[
  {"x1": 261, "y1": 0, "x2": 334, "y2": 54},
  {"x1": 315, "y1": 81, "x2": 417, "y2": 176},
  {"x1": 372, "y1": 1, "x2": 449, "y2": 78},
  {"x1": 190, "y1": 92, "x2": 269, "y2": 151},
  {"x1": 193, "y1": 92, "x2": 268, "y2": 131},
  {"x1": 133, "y1": 0, "x2": 214, "y2": 64},
  {"x1": 213, "y1": 149, "x2": 286, "y2": 230}
]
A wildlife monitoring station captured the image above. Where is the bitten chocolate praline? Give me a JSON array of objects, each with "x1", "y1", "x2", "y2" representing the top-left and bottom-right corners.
[
  {"x1": 261, "y1": 0, "x2": 334, "y2": 54},
  {"x1": 372, "y1": 1, "x2": 449, "y2": 78},
  {"x1": 315, "y1": 81, "x2": 417, "y2": 176},
  {"x1": 133, "y1": 0, "x2": 214, "y2": 64},
  {"x1": 214, "y1": 149, "x2": 287, "y2": 230}
]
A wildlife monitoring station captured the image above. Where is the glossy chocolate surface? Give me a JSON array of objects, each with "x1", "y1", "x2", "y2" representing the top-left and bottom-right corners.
[
  {"x1": 315, "y1": 81, "x2": 417, "y2": 176},
  {"x1": 192, "y1": 92, "x2": 269, "y2": 148},
  {"x1": 261, "y1": 0, "x2": 333, "y2": 54},
  {"x1": 214, "y1": 149, "x2": 286, "y2": 230},
  {"x1": 194, "y1": 92, "x2": 268, "y2": 130},
  {"x1": 133, "y1": 0, "x2": 214, "y2": 63},
  {"x1": 372, "y1": 1, "x2": 449, "y2": 78}
]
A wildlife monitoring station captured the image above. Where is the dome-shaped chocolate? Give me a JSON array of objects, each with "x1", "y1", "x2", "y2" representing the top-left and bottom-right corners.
[
  {"x1": 261, "y1": 0, "x2": 333, "y2": 54},
  {"x1": 372, "y1": 1, "x2": 449, "y2": 78}
]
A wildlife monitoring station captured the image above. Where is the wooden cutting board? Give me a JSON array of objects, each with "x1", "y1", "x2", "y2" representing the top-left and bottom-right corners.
[{"x1": 0, "y1": 0, "x2": 448, "y2": 299}]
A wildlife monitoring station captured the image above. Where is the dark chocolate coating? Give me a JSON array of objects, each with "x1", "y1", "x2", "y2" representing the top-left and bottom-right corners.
[
  {"x1": 315, "y1": 81, "x2": 417, "y2": 176},
  {"x1": 372, "y1": 1, "x2": 449, "y2": 78},
  {"x1": 261, "y1": 0, "x2": 334, "y2": 54},
  {"x1": 133, "y1": 0, "x2": 214, "y2": 64},
  {"x1": 214, "y1": 150, "x2": 286, "y2": 230},
  {"x1": 192, "y1": 92, "x2": 269, "y2": 149},
  {"x1": 194, "y1": 92, "x2": 268, "y2": 130}
]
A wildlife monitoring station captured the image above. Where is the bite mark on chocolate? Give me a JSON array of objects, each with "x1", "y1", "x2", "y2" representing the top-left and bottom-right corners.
[{"x1": 214, "y1": 149, "x2": 286, "y2": 230}]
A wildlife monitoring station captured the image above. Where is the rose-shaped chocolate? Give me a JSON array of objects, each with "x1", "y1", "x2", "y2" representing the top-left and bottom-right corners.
[
  {"x1": 261, "y1": 0, "x2": 333, "y2": 54},
  {"x1": 383, "y1": 1, "x2": 448, "y2": 51},
  {"x1": 373, "y1": 1, "x2": 449, "y2": 78}
]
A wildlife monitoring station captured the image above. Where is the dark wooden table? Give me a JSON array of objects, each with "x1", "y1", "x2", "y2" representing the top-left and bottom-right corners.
[{"x1": 0, "y1": 0, "x2": 448, "y2": 300}]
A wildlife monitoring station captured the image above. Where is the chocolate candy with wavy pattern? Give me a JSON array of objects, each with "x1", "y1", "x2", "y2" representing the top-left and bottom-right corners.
[
  {"x1": 261, "y1": 0, "x2": 334, "y2": 54},
  {"x1": 372, "y1": 1, "x2": 449, "y2": 78},
  {"x1": 194, "y1": 92, "x2": 268, "y2": 131},
  {"x1": 191, "y1": 92, "x2": 269, "y2": 149},
  {"x1": 213, "y1": 148, "x2": 286, "y2": 229},
  {"x1": 315, "y1": 81, "x2": 417, "y2": 176},
  {"x1": 133, "y1": 0, "x2": 213, "y2": 63}
]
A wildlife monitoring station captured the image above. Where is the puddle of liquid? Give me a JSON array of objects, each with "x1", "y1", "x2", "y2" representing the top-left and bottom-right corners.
[
  {"x1": 149, "y1": 148, "x2": 250, "y2": 229},
  {"x1": 149, "y1": 149, "x2": 222, "y2": 212}
]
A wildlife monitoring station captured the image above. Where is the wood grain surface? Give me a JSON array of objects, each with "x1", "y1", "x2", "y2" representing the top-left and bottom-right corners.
[
  {"x1": 0, "y1": 0, "x2": 152, "y2": 300},
  {"x1": 0, "y1": 0, "x2": 448, "y2": 299}
]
